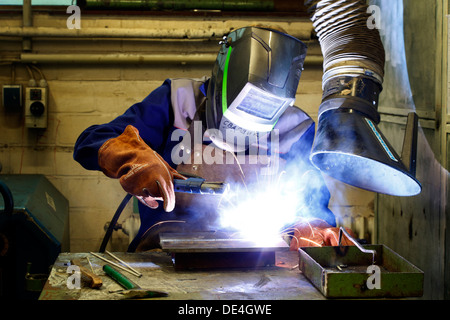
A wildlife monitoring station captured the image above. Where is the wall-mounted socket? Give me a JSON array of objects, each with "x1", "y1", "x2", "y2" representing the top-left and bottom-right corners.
[{"x1": 25, "y1": 87, "x2": 48, "y2": 128}]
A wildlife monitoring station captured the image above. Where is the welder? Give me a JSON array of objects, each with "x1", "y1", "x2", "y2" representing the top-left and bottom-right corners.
[{"x1": 73, "y1": 26, "x2": 341, "y2": 252}]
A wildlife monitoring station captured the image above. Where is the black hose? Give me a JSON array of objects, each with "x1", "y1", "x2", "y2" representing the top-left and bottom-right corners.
[
  {"x1": 305, "y1": 0, "x2": 385, "y2": 122},
  {"x1": 0, "y1": 180, "x2": 14, "y2": 215},
  {"x1": 99, "y1": 193, "x2": 132, "y2": 253},
  {"x1": 305, "y1": 0, "x2": 385, "y2": 75}
]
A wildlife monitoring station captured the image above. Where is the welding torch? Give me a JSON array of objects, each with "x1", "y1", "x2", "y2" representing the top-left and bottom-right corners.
[
  {"x1": 100, "y1": 176, "x2": 228, "y2": 253},
  {"x1": 173, "y1": 177, "x2": 229, "y2": 195}
]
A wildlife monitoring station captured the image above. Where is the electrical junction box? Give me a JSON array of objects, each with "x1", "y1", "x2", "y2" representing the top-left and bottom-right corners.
[
  {"x1": 25, "y1": 87, "x2": 48, "y2": 128},
  {"x1": 2, "y1": 85, "x2": 22, "y2": 113}
]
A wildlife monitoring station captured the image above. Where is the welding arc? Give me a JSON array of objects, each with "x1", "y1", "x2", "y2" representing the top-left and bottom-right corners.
[{"x1": 99, "y1": 193, "x2": 133, "y2": 253}]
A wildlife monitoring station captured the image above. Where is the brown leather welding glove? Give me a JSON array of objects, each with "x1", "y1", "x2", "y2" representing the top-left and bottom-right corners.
[
  {"x1": 98, "y1": 125, "x2": 186, "y2": 212},
  {"x1": 289, "y1": 219, "x2": 356, "y2": 250}
]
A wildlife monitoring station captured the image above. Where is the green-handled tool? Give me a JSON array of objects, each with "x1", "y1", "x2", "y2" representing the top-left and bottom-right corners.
[{"x1": 103, "y1": 264, "x2": 168, "y2": 299}]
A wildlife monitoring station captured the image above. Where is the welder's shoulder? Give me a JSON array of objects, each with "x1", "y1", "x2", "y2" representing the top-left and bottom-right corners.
[
  {"x1": 169, "y1": 76, "x2": 209, "y2": 103},
  {"x1": 275, "y1": 105, "x2": 314, "y2": 133},
  {"x1": 169, "y1": 76, "x2": 210, "y2": 130},
  {"x1": 169, "y1": 76, "x2": 209, "y2": 88},
  {"x1": 140, "y1": 79, "x2": 172, "y2": 104},
  {"x1": 272, "y1": 106, "x2": 315, "y2": 156}
]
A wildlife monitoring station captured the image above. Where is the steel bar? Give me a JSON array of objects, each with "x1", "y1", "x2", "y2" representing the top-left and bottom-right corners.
[
  {"x1": 105, "y1": 251, "x2": 142, "y2": 278},
  {"x1": 89, "y1": 252, "x2": 142, "y2": 278},
  {"x1": 338, "y1": 227, "x2": 376, "y2": 265}
]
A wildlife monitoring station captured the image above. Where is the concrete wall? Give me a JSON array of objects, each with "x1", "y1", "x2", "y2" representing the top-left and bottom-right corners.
[{"x1": 0, "y1": 10, "x2": 375, "y2": 252}]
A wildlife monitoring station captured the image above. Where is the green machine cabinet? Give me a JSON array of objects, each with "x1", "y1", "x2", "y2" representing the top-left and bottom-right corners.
[{"x1": 0, "y1": 174, "x2": 69, "y2": 299}]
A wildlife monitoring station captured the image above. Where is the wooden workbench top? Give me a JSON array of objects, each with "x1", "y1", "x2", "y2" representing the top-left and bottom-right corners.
[{"x1": 39, "y1": 250, "x2": 325, "y2": 300}]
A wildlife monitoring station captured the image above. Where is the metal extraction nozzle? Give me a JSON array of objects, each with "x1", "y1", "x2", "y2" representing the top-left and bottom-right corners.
[{"x1": 310, "y1": 106, "x2": 421, "y2": 196}]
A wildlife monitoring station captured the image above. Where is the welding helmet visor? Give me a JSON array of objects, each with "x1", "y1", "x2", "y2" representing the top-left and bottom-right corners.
[{"x1": 205, "y1": 26, "x2": 308, "y2": 152}]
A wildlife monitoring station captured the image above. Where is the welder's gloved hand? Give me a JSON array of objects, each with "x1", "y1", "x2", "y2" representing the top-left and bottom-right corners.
[
  {"x1": 289, "y1": 219, "x2": 357, "y2": 251},
  {"x1": 98, "y1": 125, "x2": 186, "y2": 212}
]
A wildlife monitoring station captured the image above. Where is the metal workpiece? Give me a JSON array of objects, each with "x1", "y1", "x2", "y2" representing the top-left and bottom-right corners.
[
  {"x1": 160, "y1": 231, "x2": 289, "y2": 270},
  {"x1": 159, "y1": 231, "x2": 288, "y2": 252}
]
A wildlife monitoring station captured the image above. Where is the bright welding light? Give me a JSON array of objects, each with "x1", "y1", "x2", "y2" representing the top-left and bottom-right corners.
[{"x1": 218, "y1": 172, "x2": 302, "y2": 247}]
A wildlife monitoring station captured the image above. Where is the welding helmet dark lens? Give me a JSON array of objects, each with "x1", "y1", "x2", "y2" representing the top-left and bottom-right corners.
[{"x1": 205, "y1": 26, "x2": 308, "y2": 152}]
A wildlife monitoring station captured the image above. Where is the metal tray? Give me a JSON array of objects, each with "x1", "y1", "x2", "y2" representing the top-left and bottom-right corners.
[{"x1": 298, "y1": 228, "x2": 424, "y2": 298}]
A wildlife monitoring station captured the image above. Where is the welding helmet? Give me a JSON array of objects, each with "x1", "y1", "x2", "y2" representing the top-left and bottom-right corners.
[{"x1": 205, "y1": 26, "x2": 308, "y2": 152}]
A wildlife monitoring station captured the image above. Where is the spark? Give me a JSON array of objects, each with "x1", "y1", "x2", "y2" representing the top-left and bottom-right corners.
[{"x1": 298, "y1": 237, "x2": 323, "y2": 247}]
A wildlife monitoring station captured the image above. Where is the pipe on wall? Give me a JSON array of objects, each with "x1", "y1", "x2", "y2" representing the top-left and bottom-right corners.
[
  {"x1": 0, "y1": 26, "x2": 312, "y2": 41},
  {"x1": 22, "y1": 0, "x2": 32, "y2": 51},
  {"x1": 78, "y1": 0, "x2": 275, "y2": 11},
  {"x1": 19, "y1": 52, "x2": 323, "y2": 65},
  {"x1": 1, "y1": 24, "x2": 320, "y2": 65},
  {"x1": 20, "y1": 52, "x2": 218, "y2": 64}
]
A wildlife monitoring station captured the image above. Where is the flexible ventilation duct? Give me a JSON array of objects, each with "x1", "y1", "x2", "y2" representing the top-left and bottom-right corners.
[
  {"x1": 305, "y1": 0, "x2": 421, "y2": 196},
  {"x1": 306, "y1": 0, "x2": 385, "y2": 124}
]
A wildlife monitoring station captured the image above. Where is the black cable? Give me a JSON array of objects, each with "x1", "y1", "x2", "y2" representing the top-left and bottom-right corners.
[{"x1": 99, "y1": 193, "x2": 132, "y2": 253}]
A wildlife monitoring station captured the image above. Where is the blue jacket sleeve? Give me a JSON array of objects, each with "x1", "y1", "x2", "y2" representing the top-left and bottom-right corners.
[{"x1": 73, "y1": 79, "x2": 174, "y2": 171}]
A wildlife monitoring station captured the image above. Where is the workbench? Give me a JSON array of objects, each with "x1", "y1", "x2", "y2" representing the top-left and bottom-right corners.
[{"x1": 39, "y1": 250, "x2": 325, "y2": 300}]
